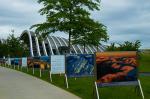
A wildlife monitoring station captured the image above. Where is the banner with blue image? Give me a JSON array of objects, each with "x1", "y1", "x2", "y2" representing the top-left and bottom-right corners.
[
  {"x1": 40, "y1": 56, "x2": 50, "y2": 64},
  {"x1": 10, "y1": 58, "x2": 15, "y2": 65},
  {"x1": 66, "y1": 54, "x2": 94, "y2": 77},
  {"x1": 13, "y1": 58, "x2": 22, "y2": 65}
]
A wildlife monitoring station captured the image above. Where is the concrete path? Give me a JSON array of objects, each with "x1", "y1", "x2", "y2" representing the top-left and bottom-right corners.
[{"x1": 0, "y1": 66, "x2": 80, "y2": 99}]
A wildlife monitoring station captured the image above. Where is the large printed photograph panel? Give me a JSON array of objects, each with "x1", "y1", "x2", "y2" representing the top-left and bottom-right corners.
[
  {"x1": 27, "y1": 57, "x2": 50, "y2": 69},
  {"x1": 66, "y1": 54, "x2": 94, "y2": 77},
  {"x1": 51, "y1": 55, "x2": 65, "y2": 74},
  {"x1": 10, "y1": 58, "x2": 22, "y2": 66},
  {"x1": 22, "y1": 57, "x2": 27, "y2": 67},
  {"x1": 96, "y1": 51, "x2": 138, "y2": 84}
]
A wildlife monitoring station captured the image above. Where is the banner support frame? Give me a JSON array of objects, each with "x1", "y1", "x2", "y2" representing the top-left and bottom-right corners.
[
  {"x1": 18, "y1": 65, "x2": 19, "y2": 70},
  {"x1": 49, "y1": 71, "x2": 52, "y2": 82},
  {"x1": 32, "y1": 67, "x2": 35, "y2": 75},
  {"x1": 27, "y1": 67, "x2": 28, "y2": 72},
  {"x1": 40, "y1": 69, "x2": 42, "y2": 77},
  {"x1": 65, "y1": 74, "x2": 69, "y2": 88},
  {"x1": 13, "y1": 65, "x2": 15, "y2": 69},
  {"x1": 95, "y1": 82, "x2": 100, "y2": 99},
  {"x1": 138, "y1": 79, "x2": 144, "y2": 99}
]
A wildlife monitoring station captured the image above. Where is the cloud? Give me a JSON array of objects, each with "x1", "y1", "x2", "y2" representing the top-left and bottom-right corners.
[
  {"x1": 91, "y1": 0, "x2": 150, "y2": 48},
  {"x1": 0, "y1": 0, "x2": 45, "y2": 38},
  {"x1": 0, "y1": 0, "x2": 149, "y2": 48}
]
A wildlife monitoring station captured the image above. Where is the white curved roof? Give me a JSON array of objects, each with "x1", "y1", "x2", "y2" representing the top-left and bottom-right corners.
[{"x1": 20, "y1": 30, "x2": 105, "y2": 57}]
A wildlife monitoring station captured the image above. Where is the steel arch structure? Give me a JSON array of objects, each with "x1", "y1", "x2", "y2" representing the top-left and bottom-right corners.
[{"x1": 20, "y1": 30, "x2": 105, "y2": 57}]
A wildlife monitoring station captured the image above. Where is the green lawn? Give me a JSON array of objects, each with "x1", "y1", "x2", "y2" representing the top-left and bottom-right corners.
[
  {"x1": 139, "y1": 53, "x2": 150, "y2": 72},
  {"x1": 17, "y1": 67, "x2": 150, "y2": 99},
  {"x1": 1, "y1": 53, "x2": 150, "y2": 99}
]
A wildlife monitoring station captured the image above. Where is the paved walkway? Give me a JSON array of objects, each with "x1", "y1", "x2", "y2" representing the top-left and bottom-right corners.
[{"x1": 0, "y1": 66, "x2": 80, "y2": 99}]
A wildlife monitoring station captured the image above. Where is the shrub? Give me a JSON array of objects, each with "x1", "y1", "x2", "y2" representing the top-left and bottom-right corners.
[{"x1": 106, "y1": 40, "x2": 141, "y2": 51}]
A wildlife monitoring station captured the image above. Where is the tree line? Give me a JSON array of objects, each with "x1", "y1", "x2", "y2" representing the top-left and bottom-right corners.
[
  {"x1": 106, "y1": 40, "x2": 141, "y2": 51},
  {"x1": 0, "y1": 34, "x2": 29, "y2": 58}
]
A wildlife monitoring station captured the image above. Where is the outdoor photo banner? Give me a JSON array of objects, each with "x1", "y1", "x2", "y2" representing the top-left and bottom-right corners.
[
  {"x1": 66, "y1": 54, "x2": 94, "y2": 77},
  {"x1": 22, "y1": 57, "x2": 27, "y2": 67},
  {"x1": 33, "y1": 56, "x2": 40, "y2": 60},
  {"x1": 40, "y1": 56, "x2": 51, "y2": 69},
  {"x1": 51, "y1": 55, "x2": 65, "y2": 74},
  {"x1": 13, "y1": 58, "x2": 22, "y2": 66},
  {"x1": 10, "y1": 58, "x2": 15, "y2": 65},
  {"x1": 96, "y1": 51, "x2": 138, "y2": 87},
  {"x1": 40, "y1": 56, "x2": 50, "y2": 64},
  {"x1": 27, "y1": 57, "x2": 33, "y2": 67},
  {"x1": 18, "y1": 58, "x2": 22, "y2": 66},
  {"x1": 32, "y1": 57, "x2": 40, "y2": 68},
  {"x1": 8, "y1": 58, "x2": 12, "y2": 65}
]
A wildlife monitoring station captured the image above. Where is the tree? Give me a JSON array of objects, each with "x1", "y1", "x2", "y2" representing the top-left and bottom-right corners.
[
  {"x1": 119, "y1": 40, "x2": 141, "y2": 51},
  {"x1": 0, "y1": 39, "x2": 9, "y2": 58},
  {"x1": 72, "y1": 19, "x2": 108, "y2": 53},
  {"x1": 6, "y1": 34, "x2": 29, "y2": 57},
  {"x1": 106, "y1": 43, "x2": 118, "y2": 51},
  {"x1": 31, "y1": 0, "x2": 108, "y2": 53},
  {"x1": 106, "y1": 40, "x2": 141, "y2": 51},
  {"x1": 0, "y1": 34, "x2": 29, "y2": 58}
]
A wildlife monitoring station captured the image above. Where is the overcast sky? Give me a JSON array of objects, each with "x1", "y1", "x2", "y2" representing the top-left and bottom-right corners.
[{"x1": 0, "y1": 0, "x2": 149, "y2": 49}]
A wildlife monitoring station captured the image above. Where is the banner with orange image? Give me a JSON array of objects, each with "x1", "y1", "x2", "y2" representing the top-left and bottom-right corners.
[{"x1": 96, "y1": 51, "x2": 138, "y2": 85}]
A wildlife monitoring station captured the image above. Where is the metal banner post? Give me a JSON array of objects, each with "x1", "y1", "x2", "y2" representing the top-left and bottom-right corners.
[
  {"x1": 40, "y1": 69, "x2": 42, "y2": 77},
  {"x1": 27, "y1": 67, "x2": 29, "y2": 72},
  {"x1": 95, "y1": 82, "x2": 100, "y2": 99},
  {"x1": 65, "y1": 74, "x2": 69, "y2": 88},
  {"x1": 138, "y1": 79, "x2": 145, "y2": 99},
  {"x1": 21, "y1": 66, "x2": 22, "y2": 71},
  {"x1": 49, "y1": 71, "x2": 52, "y2": 82},
  {"x1": 18, "y1": 65, "x2": 19, "y2": 70},
  {"x1": 32, "y1": 67, "x2": 35, "y2": 75}
]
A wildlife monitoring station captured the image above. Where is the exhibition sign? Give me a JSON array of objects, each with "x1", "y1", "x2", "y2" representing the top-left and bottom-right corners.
[
  {"x1": 18, "y1": 58, "x2": 22, "y2": 66},
  {"x1": 14, "y1": 58, "x2": 22, "y2": 66},
  {"x1": 40, "y1": 56, "x2": 50, "y2": 64},
  {"x1": 94, "y1": 51, "x2": 144, "y2": 99},
  {"x1": 8, "y1": 58, "x2": 11, "y2": 65},
  {"x1": 40, "y1": 56, "x2": 51, "y2": 69},
  {"x1": 22, "y1": 57, "x2": 27, "y2": 67},
  {"x1": 10, "y1": 58, "x2": 15, "y2": 65},
  {"x1": 96, "y1": 51, "x2": 138, "y2": 86},
  {"x1": 50, "y1": 55, "x2": 68, "y2": 88},
  {"x1": 27, "y1": 57, "x2": 33, "y2": 66},
  {"x1": 66, "y1": 54, "x2": 94, "y2": 77},
  {"x1": 33, "y1": 56, "x2": 40, "y2": 60},
  {"x1": 50, "y1": 55, "x2": 65, "y2": 74},
  {"x1": 32, "y1": 57, "x2": 40, "y2": 68},
  {"x1": 13, "y1": 58, "x2": 18, "y2": 65}
]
